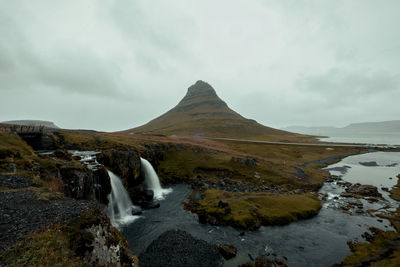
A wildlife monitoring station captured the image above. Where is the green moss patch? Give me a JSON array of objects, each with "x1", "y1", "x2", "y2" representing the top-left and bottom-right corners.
[
  {"x1": 188, "y1": 189, "x2": 322, "y2": 230},
  {"x1": 341, "y1": 229, "x2": 400, "y2": 267}
]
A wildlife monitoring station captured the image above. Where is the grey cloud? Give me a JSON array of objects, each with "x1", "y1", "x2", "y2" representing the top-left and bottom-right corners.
[
  {"x1": 297, "y1": 69, "x2": 399, "y2": 100},
  {"x1": 0, "y1": 0, "x2": 400, "y2": 131}
]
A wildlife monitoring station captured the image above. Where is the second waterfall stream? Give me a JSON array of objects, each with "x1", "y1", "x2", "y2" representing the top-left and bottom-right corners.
[{"x1": 140, "y1": 157, "x2": 172, "y2": 200}]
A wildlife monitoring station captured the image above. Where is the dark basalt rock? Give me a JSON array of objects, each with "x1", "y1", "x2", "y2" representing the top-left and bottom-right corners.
[
  {"x1": 142, "y1": 189, "x2": 154, "y2": 201},
  {"x1": 60, "y1": 166, "x2": 93, "y2": 200},
  {"x1": 18, "y1": 132, "x2": 57, "y2": 150},
  {"x1": 346, "y1": 184, "x2": 381, "y2": 198},
  {"x1": 218, "y1": 244, "x2": 237, "y2": 260},
  {"x1": 93, "y1": 166, "x2": 111, "y2": 205},
  {"x1": 131, "y1": 206, "x2": 143, "y2": 216},
  {"x1": 255, "y1": 253, "x2": 288, "y2": 267},
  {"x1": 142, "y1": 143, "x2": 169, "y2": 170},
  {"x1": 97, "y1": 149, "x2": 142, "y2": 186},
  {"x1": 359, "y1": 161, "x2": 379, "y2": 167},
  {"x1": 139, "y1": 229, "x2": 223, "y2": 267}
]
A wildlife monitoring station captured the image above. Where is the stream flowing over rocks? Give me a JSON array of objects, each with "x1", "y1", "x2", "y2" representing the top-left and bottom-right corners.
[{"x1": 120, "y1": 151, "x2": 400, "y2": 267}]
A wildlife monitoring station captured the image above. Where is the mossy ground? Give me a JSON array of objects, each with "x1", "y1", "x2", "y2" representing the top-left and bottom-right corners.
[
  {"x1": 188, "y1": 189, "x2": 321, "y2": 229},
  {"x1": 341, "y1": 228, "x2": 400, "y2": 266},
  {"x1": 0, "y1": 210, "x2": 130, "y2": 267},
  {"x1": 0, "y1": 227, "x2": 83, "y2": 267}
]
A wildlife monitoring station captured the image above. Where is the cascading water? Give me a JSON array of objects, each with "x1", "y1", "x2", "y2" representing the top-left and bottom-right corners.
[
  {"x1": 107, "y1": 170, "x2": 139, "y2": 227},
  {"x1": 140, "y1": 158, "x2": 172, "y2": 200}
]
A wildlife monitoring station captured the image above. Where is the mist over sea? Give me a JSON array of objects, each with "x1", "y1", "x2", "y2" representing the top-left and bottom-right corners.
[{"x1": 318, "y1": 132, "x2": 400, "y2": 145}]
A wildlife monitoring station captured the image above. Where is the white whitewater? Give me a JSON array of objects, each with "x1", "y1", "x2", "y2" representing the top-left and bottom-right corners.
[
  {"x1": 140, "y1": 158, "x2": 172, "y2": 200},
  {"x1": 107, "y1": 170, "x2": 139, "y2": 227}
]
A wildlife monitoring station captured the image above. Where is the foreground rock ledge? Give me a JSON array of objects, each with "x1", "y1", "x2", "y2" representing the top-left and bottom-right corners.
[{"x1": 139, "y1": 229, "x2": 223, "y2": 267}]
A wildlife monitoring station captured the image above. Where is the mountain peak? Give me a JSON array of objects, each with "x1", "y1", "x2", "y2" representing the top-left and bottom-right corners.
[
  {"x1": 177, "y1": 80, "x2": 223, "y2": 109},
  {"x1": 186, "y1": 80, "x2": 217, "y2": 97},
  {"x1": 128, "y1": 81, "x2": 294, "y2": 139}
]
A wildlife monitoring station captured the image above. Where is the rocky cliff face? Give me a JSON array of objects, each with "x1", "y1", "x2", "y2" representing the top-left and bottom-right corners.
[
  {"x1": 0, "y1": 133, "x2": 139, "y2": 266},
  {"x1": 97, "y1": 148, "x2": 143, "y2": 200}
]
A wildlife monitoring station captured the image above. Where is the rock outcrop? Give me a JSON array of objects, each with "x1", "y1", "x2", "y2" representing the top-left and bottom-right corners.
[
  {"x1": 218, "y1": 243, "x2": 237, "y2": 260},
  {"x1": 93, "y1": 166, "x2": 112, "y2": 205},
  {"x1": 139, "y1": 229, "x2": 223, "y2": 267},
  {"x1": 60, "y1": 165, "x2": 94, "y2": 200},
  {"x1": 255, "y1": 253, "x2": 288, "y2": 267}
]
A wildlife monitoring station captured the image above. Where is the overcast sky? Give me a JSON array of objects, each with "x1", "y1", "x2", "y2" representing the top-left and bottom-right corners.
[{"x1": 1, "y1": 0, "x2": 399, "y2": 131}]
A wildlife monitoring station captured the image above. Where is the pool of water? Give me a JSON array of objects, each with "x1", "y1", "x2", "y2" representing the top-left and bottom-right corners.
[{"x1": 121, "y1": 152, "x2": 400, "y2": 267}]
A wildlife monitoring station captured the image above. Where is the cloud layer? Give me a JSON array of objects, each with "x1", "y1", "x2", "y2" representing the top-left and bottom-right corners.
[{"x1": 1, "y1": 0, "x2": 399, "y2": 131}]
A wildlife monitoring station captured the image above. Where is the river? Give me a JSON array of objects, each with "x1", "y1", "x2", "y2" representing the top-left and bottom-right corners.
[{"x1": 120, "y1": 152, "x2": 400, "y2": 266}]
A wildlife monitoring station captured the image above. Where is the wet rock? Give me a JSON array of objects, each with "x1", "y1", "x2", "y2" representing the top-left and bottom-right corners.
[
  {"x1": 139, "y1": 230, "x2": 223, "y2": 267},
  {"x1": 142, "y1": 143, "x2": 169, "y2": 169},
  {"x1": 131, "y1": 206, "x2": 143, "y2": 215},
  {"x1": 142, "y1": 189, "x2": 154, "y2": 201},
  {"x1": 93, "y1": 166, "x2": 111, "y2": 205},
  {"x1": 218, "y1": 243, "x2": 237, "y2": 260},
  {"x1": 60, "y1": 166, "x2": 94, "y2": 200},
  {"x1": 359, "y1": 161, "x2": 379, "y2": 167},
  {"x1": 340, "y1": 192, "x2": 354, "y2": 198},
  {"x1": 255, "y1": 254, "x2": 288, "y2": 267},
  {"x1": 346, "y1": 184, "x2": 381, "y2": 198},
  {"x1": 97, "y1": 148, "x2": 142, "y2": 188}
]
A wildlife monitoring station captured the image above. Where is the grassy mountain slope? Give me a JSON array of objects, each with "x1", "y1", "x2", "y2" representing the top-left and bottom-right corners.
[{"x1": 127, "y1": 81, "x2": 299, "y2": 140}]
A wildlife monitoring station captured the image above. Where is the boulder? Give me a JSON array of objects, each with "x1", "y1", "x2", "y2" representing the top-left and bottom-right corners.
[
  {"x1": 346, "y1": 184, "x2": 381, "y2": 198},
  {"x1": 218, "y1": 244, "x2": 237, "y2": 260},
  {"x1": 60, "y1": 165, "x2": 93, "y2": 200},
  {"x1": 131, "y1": 206, "x2": 143, "y2": 215},
  {"x1": 255, "y1": 254, "x2": 288, "y2": 267},
  {"x1": 142, "y1": 189, "x2": 154, "y2": 201}
]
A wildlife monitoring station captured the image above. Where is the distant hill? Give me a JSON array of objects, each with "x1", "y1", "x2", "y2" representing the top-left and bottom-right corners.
[
  {"x1": 126, "y1": 80, "x2": 296, "y2": 140},
  {"x1": 283, "y1": 120, "x2": 400, "y2": 136},
  {"x1": 2, "y1": 120, "x2": 60, "y2": 129}
]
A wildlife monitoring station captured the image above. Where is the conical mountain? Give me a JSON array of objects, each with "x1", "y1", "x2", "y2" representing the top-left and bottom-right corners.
[{"x1": 128, "y1": 81, "x2": 295, "y2": 139}]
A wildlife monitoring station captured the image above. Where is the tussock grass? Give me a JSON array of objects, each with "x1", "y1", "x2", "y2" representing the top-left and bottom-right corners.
[{"x1": 194, "y1": 189, "x2": 321, "y2": 229}]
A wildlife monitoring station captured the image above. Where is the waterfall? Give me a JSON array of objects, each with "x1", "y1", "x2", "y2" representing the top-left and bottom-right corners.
[
  {"x1": 140, "y1": 158, "x2": 172, "y2": 200},
  {"x1": 107, "y1": 170, "x2": 139, "y2": 227}
]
